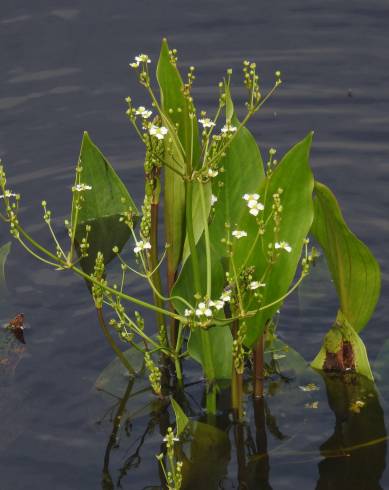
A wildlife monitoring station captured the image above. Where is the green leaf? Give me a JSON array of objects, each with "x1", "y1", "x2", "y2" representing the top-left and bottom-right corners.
[
  {"x1": 0, "y1": 241, "x2": 11, "y2": 299},
  {"x1": 311, "y1": 181, "x2": 381, "y2": 332},
  {"x1": 171, "y1": 398, "x2": 189, "y2": 436},
  {"x1": 187, "y1": 325, "x2": 233, "y2": 381},
  {"x1": 157, "y1": 39, "x2": 201, "y2": 282},
  {"x1": 234, "y1": 132, "x2": 315, "y2": 347},
  {"x1": 74, "y1": 132, "x2": 138, "y2": 274},
  {"x1": 209, "y1": 96, "x2": 265, "y2": 260},
  {"x1": 174, "y1": 91, "x2": 266, "y2": 381},
  {"x1": 172, "y1": 237, "x2": 233, "y2": 381}
]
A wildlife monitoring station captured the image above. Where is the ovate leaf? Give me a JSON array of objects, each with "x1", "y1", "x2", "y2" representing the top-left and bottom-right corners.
[
  {"x1": 74, "y1": 132, "x2": 138, "y2": 274},
  {"x1": 234, "y1": 133, "x2": 315, "y2": 347},
  {"x1": 209, "y1": 89, "x2": 265, "y2": 260},
  {"x1": 311, "y1": 181, "x2": 381, "y2": 332}
]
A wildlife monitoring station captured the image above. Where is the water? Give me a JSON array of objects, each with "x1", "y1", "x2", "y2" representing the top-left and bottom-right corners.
[{"x1": 0, "y1": 0, "x2": 388, "y2": 488}]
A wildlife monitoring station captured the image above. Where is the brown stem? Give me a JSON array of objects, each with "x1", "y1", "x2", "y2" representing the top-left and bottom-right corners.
[
  {"x1": 233, "y1": 421, "x2": 247, "y2": 488},
  {"x1": 254, "y1": 334, "x2": 265, "y2": 399}
]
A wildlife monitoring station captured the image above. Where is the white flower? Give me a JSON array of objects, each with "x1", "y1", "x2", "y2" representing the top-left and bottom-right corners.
[
  {"x1": 149, "y1": 125, "x2": 168, "y2": 140},
  {"x1": 248, "y1": 201, "x2": 264, "y2": 216},
  {"x1": 129, "y1": 62, "x2": 139, "y2": 68},
  {"x1": 232, "y1": 230, "x2": 247, "y2": 239},
  {"x1": 135, "y1": 106, "x2": 152, "y2": 119},
  {"x1": 163, "y1": 434, "x2": 179, "y2": 443},
  {"x1": 221, "y1": 123, "x2": 237, "y2": 134},
  {"x1": 133, "y1": 240, "x2": 151, "y2": 254},
  {"x1": 72, "y1": 184, "x2": 92, "y2": 192},
  {"x1": 184, "y1": 309, "x2": 193, "y2": 317},
  {"x1": 249, "y1": 281, "x2": 266, "y2": 290},
  {"x1": 198, "y1": 118, "x2": 216, "y2": 128},
  {"x1": 214, "y1": 300, "x2": 225, "y2": 310},
  {"x1": 220, "y1": 290, "x2": 231, "y2": 302},
  {"x1": 207, "y1": 168, "x2": 218, "y2": 178},
  {"x1": 243, "y1": 193, "x2": 260, "y2": 201},
  {"x1": 211, "y1": 194, "x2": 218, "y2": 205},
  {"x1": 275, "y1": 241, "x2": 292, "y2": 253},
  {"x1": 135, "y1": 54, "x2": 151, "y2": 64},
  {"x1": 195, "y1": 302, "x2": 212, "y2": 318},
  {"x1": 0, "y1": 191, "x2": 17, "y2": 199}
]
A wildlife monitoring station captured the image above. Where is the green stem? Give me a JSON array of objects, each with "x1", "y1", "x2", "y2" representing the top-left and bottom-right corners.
[
  {"x1": 198, "y1": 182, "x2": 211, "y2": 297},
  {"x1": 16, "y1": 223, "x2": 185, "y2": 322},
  {"x1": 96, "y1": 308, "x2": 135, "y2": 375},
  {"x1": 186, "y1": 180, "x2": 216, "y2": 401}
]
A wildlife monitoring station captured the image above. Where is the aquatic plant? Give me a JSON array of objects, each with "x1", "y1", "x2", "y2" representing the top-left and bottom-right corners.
[{"x1": 0, "y1": 38, "x2": 380, "y2": 439}]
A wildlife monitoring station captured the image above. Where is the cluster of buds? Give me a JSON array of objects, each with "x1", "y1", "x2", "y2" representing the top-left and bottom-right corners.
[
  {"x1": 233, "y1": 321, "x2": 247, "y2": 374},
  {"x1": 0, "y1": 164, "x2": 21, "y2": 238},
  {"x1": 91, "y1": 252, "x2": 107, "y2": 308},
  {"x1": 266, "y1": 147, "x2": 278, "y2": 176},
  {"x1": 119, "y1": 199, "x2": 136, "y2": 230},
  {"x1": 243, "y1": 60, "x2": 261, "y2": 111},
  {"x1": 301, "y1": 239, "x2": 319, "y2": 275},
  {"x1": 78, "y1": 224, "x2": 91, "y2": 258},
  {"x1": 144, "y1": 351, "x2": 162, "y2": 397},
  {"x1": 156, "y1": 427, "x2": 183, "y2": 490},
  {"x1": 168, "y1": 48, "x2": 178, "y2": 65},
  {"x1": 183, "y1": 65, "x2": 195, "y2": 96},
  {"x1": 272, "y1": 187, "x2": 283, "y2": 234}
]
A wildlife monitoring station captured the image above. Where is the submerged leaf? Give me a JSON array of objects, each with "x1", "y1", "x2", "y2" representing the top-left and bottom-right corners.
[
  {"x1": 74, "y1": 132, "x2": 138, "y2": 274},
  {"x1": 311, "y1": 181, "x2": 381, "y2": 332}
]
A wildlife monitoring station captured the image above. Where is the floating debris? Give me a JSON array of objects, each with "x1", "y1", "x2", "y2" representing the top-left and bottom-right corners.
[
  {"x1": 299, "y1": 383, "x2": 320, "y2": 392},
  {"x1": 272, "y1": 353, "x2": 286, "y2": 360},
  {"x1": 6, "y1": 313, "x2": 25, "y2": 344},
  {"x1": 305, "y1": 401, "x2": 319, "y2": 409},
  {"x1": 349, "y1": 400, "x2": 366, "y2": 413}
]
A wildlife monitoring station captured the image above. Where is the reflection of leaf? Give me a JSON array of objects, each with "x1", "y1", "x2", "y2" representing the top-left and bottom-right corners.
[
  {"x1": 265, "y1": 337, "x2": 308, "y2": 378},
  {"x1": 316, "y1": 372, "x2": 386, "y2": 489},
  {"x1": 311, "y1": 181, "x2": 381, "y2": 332},
  {"x1": 0, "y1": 241, "x2": 11, "y2": 298},
  {"x1": 74, "y1": 132, "x2": 138, "y2": 274},
  {"x1": 95, "y1": 347, "x2": 144, "y2": 397},
  {"x1": 181, "y1": 421, "x2": 230, "y2": 490},
  {"x1": 171, "y1": 398, "x2": 189, "y2": 436}
]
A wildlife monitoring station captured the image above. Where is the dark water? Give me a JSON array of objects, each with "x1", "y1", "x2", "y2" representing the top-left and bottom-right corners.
[{"x1": 0, "y1": 0, "x2": 388, "y2": 488}]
